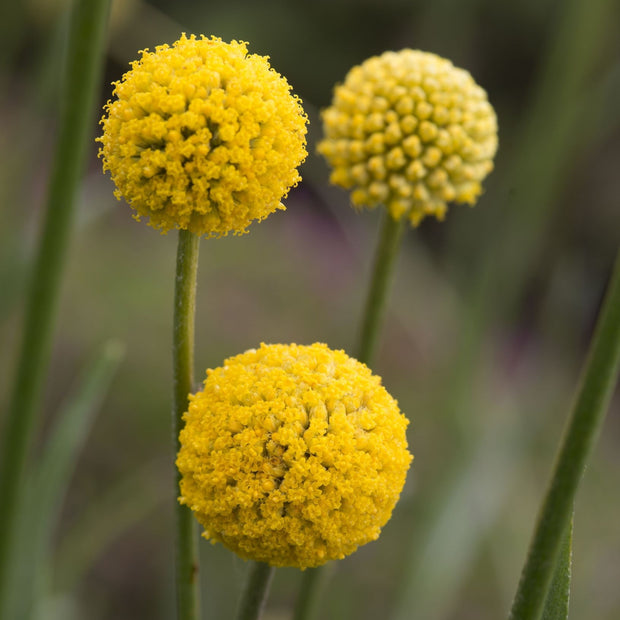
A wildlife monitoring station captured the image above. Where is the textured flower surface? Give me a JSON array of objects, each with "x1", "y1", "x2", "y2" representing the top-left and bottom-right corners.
[
  {"x1": 318, "y1": 50, "x2": 498, "y2": 225},
  {"x1": 98, "y1": 34, "x2": 307, "y2": 236},
  {"x1": 177, "y1": 342, "x2": 412, "y2": 568}
]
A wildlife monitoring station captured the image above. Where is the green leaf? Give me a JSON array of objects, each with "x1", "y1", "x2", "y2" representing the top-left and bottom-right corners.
[
  {"x1": 53, "y1": 458, "x2": 167, "y2": 593},
  {"x1": 0, "y1": 0, "x2": 111, "y2": 612},
  {"x1": 541, "y1": 517, "x2": 573, "y2": 620},
  {"x1": 509, "y1": 251, "x2": 620, "y2": 620},
  {"x1": 5, "y1": 341, "x2": 124, "y2": 620}
]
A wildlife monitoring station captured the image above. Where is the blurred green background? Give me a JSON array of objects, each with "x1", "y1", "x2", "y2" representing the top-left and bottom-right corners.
[{"x1": 1, "y1": 0, "x2": 619, "y2": 618}]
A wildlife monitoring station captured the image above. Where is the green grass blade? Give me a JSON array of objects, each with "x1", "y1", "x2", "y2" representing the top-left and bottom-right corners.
[
  {"x1": 0, "y1": 0, "x2": 111, "y2": 610},
  {"x1": 541, "y1": 516, "x2": 573, "y2": 620},
  {"x1": 54, "y1": 458, "x2": 167, "y2": 593},
  {"x1": 32, "y1": 341, "x2": 124, "y2": 618},
  {"x1": 509, "y1": 251, "x2": 620, "y2": 620},
  {"x1": 35, "y1": 341, "x2": 124, "y2": 517},
  {"x1": 5, "y1": 341, "x2": 124, "y2": 620}
]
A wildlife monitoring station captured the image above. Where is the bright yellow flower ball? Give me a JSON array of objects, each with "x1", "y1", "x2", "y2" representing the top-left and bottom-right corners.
[
  {"x1": 176, "y1": 342, "x2": 412, "y2": 568},
  {"x1": 98, "y1": 34, "x2": 308, "y2": 236},
  {"x1": 318, "y1": 50, "x2": 498, "y2": 225}
]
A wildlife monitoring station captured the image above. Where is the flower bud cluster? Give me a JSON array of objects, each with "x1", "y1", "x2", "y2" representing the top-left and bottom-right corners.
[{"x1": 319, "y1": 50, "x2": 498, "y2": 225}]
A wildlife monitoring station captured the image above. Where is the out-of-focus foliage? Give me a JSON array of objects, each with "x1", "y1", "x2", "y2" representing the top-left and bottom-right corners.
[{"x1": 0, "y1": 1, "x2": 618, "y2": 619}]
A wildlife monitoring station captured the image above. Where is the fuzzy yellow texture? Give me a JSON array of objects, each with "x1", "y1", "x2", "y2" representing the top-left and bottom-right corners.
[
  {"x1": 98, "y1": 34, "x2": 308, "y2": 236},
  {"x1": 176, "y1": 342, "x2": 412, "y2": 568},
  {"x1": 318, "y1": 50, "x2": 498, "y2": 226}
]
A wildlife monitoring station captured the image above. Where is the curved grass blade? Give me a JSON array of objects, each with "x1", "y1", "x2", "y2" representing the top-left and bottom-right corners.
[
  {"x1": 510, "y1": 252, "x2": 620, "y2": 620},
  {"x1": 53, "y1": 457, "x2": 167, "y2": 593},
  {"x1": 4, "y1": 341, "x2": 124, "y2": 620},
  {"x1": 0, "y1": 0, "x2": 111, "y2": 610},
  {"x1": 541, "y1": 516, "x2": 573, "y2": 620}
]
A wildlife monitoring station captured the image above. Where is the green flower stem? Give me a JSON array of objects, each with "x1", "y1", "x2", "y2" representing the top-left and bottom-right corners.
[
  {"x1": 293, "y1": 569, "x2": 321, "y2": 620},
  {"x1": 172, "y1": 229, "x2": 201, "y2": 620},
  {"x1": 293, "y1": 563, "x2": 334, "y2": 620},
  {"x1": 294, "y1": 212, "x2": 406, "y2": 620},
  {"x1": 235, "y1": 562, "x2": 275, "y2": 620},
  {"x1": 0, "y1": 0, "x2": 110, "y2": 611},
  {"x1": 509, "y1": 251, "x2": 620, "y2": 620},
  {"x1": 357, "y1": 212, "x2": 407, "y2": 365}
]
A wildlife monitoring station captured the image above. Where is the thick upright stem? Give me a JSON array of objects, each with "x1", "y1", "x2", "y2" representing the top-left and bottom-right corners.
[
  {"x1": 235, "y1": 562, "x2": 275, "y2": 620},
  {"x1": 509, "y1": 251, "x2": 620, "y2": 620},
  {"x1": 0, "y1": 0, "x2": 110, "y2": 611},
  {"x1": 172, "y1": 229, "x2": 200, "y2": 620}
]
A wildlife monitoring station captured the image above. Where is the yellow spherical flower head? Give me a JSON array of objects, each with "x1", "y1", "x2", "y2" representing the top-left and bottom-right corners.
[
  {"x1": 98, "y1": 34, "x2": 308, "y2": 236},
  {"x1": 176, "y1": 342, "x2": 412, "y2": 568},
  {"x1": 318, "y1": 50, "x2": 498, "y2": 225}
]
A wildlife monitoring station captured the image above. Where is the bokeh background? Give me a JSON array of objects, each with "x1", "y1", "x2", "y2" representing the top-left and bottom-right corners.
[{"x1": 1, "y1": 0, "x2": 619, "y2": 618}]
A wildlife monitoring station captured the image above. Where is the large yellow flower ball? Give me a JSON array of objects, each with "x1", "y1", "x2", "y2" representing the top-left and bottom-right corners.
[
  {"x1": 318, "y1": 50, "x2": 498, "y2": 225},
  {"x1": 176, "y1": 342, "x2": 412, "y2": 568},
  {"x1": 98, "y1": 34, "x2": 308, "y2": 236}
]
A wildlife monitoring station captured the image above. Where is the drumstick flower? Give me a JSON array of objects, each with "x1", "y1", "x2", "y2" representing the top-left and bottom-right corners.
[
  {"x1": 98, "y1": 34, "x2": 308, "y2": 236},
  {"x1": 98, "y1": 34, "x2": 308, "y2": 620},
  {"x1": 318, "y1": 49, "x2": 497, "y2": 226},
  {"x1": 177, "y1": 342, "x2": 413, "y2": 569}
]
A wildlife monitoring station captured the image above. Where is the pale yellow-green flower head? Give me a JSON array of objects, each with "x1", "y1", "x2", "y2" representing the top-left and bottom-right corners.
[
  {"x1": 318, "y1": 50, "x2": 498, "y2": 225},
  {"x1": 176, "y1": 342, "x2": 412, "y2": 568},
  {"x1": 98, "y1": 34, "x2": 308, "y2": 236}
]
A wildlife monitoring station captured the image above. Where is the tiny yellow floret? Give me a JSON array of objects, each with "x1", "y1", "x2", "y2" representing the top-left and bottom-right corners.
[
  {"x1": 98, "y1": 34, "x2": 308, "y2": 236},
  {"x1": 176, "y1": 342, "x2": 413, "y2": 568},
  {"x1": 318, "y1": 50, "x2": 498, "y2": 226}
]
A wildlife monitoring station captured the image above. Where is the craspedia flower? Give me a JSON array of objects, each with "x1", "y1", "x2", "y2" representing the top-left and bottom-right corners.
[
  {"x1": 98, "y1": 34, "x2": 308, "y2": 236},
  {"x1": 318, "y1": 50, "x2": 498, "y2": 225},
  {"x1": 176, "y1": 342, "x2": 412, "y2": 568}
]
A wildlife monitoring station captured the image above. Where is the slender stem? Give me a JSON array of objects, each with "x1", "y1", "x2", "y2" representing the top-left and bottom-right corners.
[
  {"x1": 357, "y1": 212, "x2": 406, "y2": 365},
  {"x1": 509, "y1": 251, "x2": 620, "y2": 620},
  {"x1": 293, "y1": 564, "x2": 334, "y2": 620},
  {"x1": 172, "y1": 229, "x2": 200, "y2": 620},
  {"x1": 294, "y1": 212, "x2": 406, "y2": 620},
  {"x1": 235, "y1": 562, "x2": 275, "y2": 620},
  {"x1": 0, "y1": 0, "x2": 110, "y2": 612}
]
